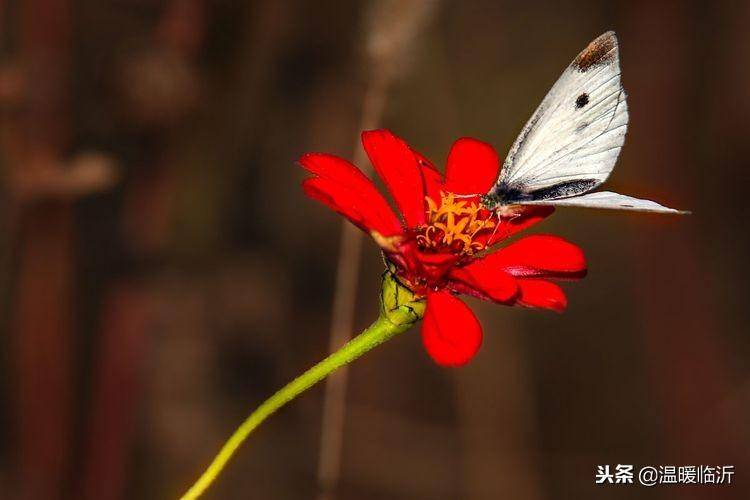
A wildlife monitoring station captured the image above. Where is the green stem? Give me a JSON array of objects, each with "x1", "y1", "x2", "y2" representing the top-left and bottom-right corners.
[{"x1": 180, "y1": 314, "x2": 411, "y2": 500}]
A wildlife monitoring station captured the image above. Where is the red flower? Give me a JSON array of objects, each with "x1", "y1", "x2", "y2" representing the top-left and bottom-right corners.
[{"x1": 300, "y1": 130, "x2": 586, "y2": 366}]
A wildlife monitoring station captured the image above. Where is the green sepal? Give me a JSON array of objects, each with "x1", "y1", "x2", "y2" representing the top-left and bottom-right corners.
[{"x1": 380, "y1": 264, "x2": 426, "y2": 329}]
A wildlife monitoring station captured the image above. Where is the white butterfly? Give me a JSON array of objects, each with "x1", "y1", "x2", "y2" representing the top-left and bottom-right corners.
[{"x1": 482, "y1": 31, "x2": 688, "y2": 215}]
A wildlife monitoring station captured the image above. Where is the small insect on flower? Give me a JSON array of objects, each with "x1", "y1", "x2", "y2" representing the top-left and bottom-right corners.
[{"x1": 300, "y1": 130, "x2": 587, "y2": 366}]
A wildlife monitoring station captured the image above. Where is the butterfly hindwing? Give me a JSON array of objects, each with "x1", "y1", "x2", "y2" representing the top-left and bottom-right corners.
[{"x1": 520, "y1": 191, "x2": 689, "y2": 214}]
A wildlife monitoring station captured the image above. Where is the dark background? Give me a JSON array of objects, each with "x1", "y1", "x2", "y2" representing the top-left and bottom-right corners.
[{"x1": 0, "y1": 0, "x2": 748, "y2": 499}]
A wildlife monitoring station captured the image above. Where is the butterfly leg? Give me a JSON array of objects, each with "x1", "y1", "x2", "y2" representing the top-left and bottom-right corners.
[
  {"x1": 487, "y1": 209, "x2": 525, "y2": 246},
  {"x1": 487, "y1": 214, "x2": 503, "y2": 246}
]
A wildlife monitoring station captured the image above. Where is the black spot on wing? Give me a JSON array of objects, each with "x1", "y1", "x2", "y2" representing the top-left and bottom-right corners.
[{"x1": 575, "y1": 93, "x2": 589, "y2": 108}]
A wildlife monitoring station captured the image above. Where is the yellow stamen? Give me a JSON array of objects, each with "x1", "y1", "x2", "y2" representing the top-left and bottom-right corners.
[{"x1": 416, "y1": 191, "x2": 498, "y2": 257}]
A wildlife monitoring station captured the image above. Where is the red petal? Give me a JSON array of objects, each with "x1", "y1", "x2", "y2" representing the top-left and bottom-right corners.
[
  {"x1": 362, "y1": 130, "x2": 426, "y2": 228},
  {"x1": 302, "y1": 177, "x2": 402, "y2": 236},
  {"x1": 516, "y1": 279, "x2": 567, "y2": 312},
  {"x1": 443, "y1": 138, "x2": 500, "y2": 196},
  {"x1": 475, "y1": 206, "x2": 555, "y2": 248},
  {"x1": 421, "y1": 292, "x2": 483, "y2": 367},
  {"x1": 414, "y1": 249, "x2": 460, "y2": 283},
  {"x1": 413, "y1": 149, "x2": 443, "y2": 204},
  {"x1": 299, "y1": 153, "x2": 403, "y2": 236},
  {"x1": 448, "y1": 262, "x2": 518, "y2": 303},
  {"x1": 480, "y1": 234, "x2": 586, "y2": 278},
  {"x1": 300, "y1": 152, "x2": 375, "y2": 193}
]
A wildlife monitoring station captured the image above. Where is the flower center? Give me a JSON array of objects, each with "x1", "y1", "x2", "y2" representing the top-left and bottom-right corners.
[{"x1": 415, "y1": 192, "x2": 498, "y2": 257}]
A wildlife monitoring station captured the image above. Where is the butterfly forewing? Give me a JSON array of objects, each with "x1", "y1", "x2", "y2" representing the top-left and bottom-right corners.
[{"x1": 492, "y1": 31, "x2": 628, "y2": 201}]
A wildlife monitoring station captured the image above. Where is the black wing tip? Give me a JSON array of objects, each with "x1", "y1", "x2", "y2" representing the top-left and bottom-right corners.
[
  {"x1": 594, "y1": 31, "x2": 619, "y2": 48},
  {"x1": 573, "y1": 31, "x2": 619, "y2": 72}
]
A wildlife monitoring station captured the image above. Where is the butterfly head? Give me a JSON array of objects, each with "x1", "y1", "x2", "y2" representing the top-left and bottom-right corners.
[{"x1": 479, "y1": 193, "x2": 499, "y2": 210}]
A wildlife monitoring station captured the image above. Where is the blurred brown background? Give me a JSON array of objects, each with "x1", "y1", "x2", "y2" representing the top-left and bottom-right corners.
[{"x1": 1, "y1": 0, "x2": 748, "y2": 499}]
